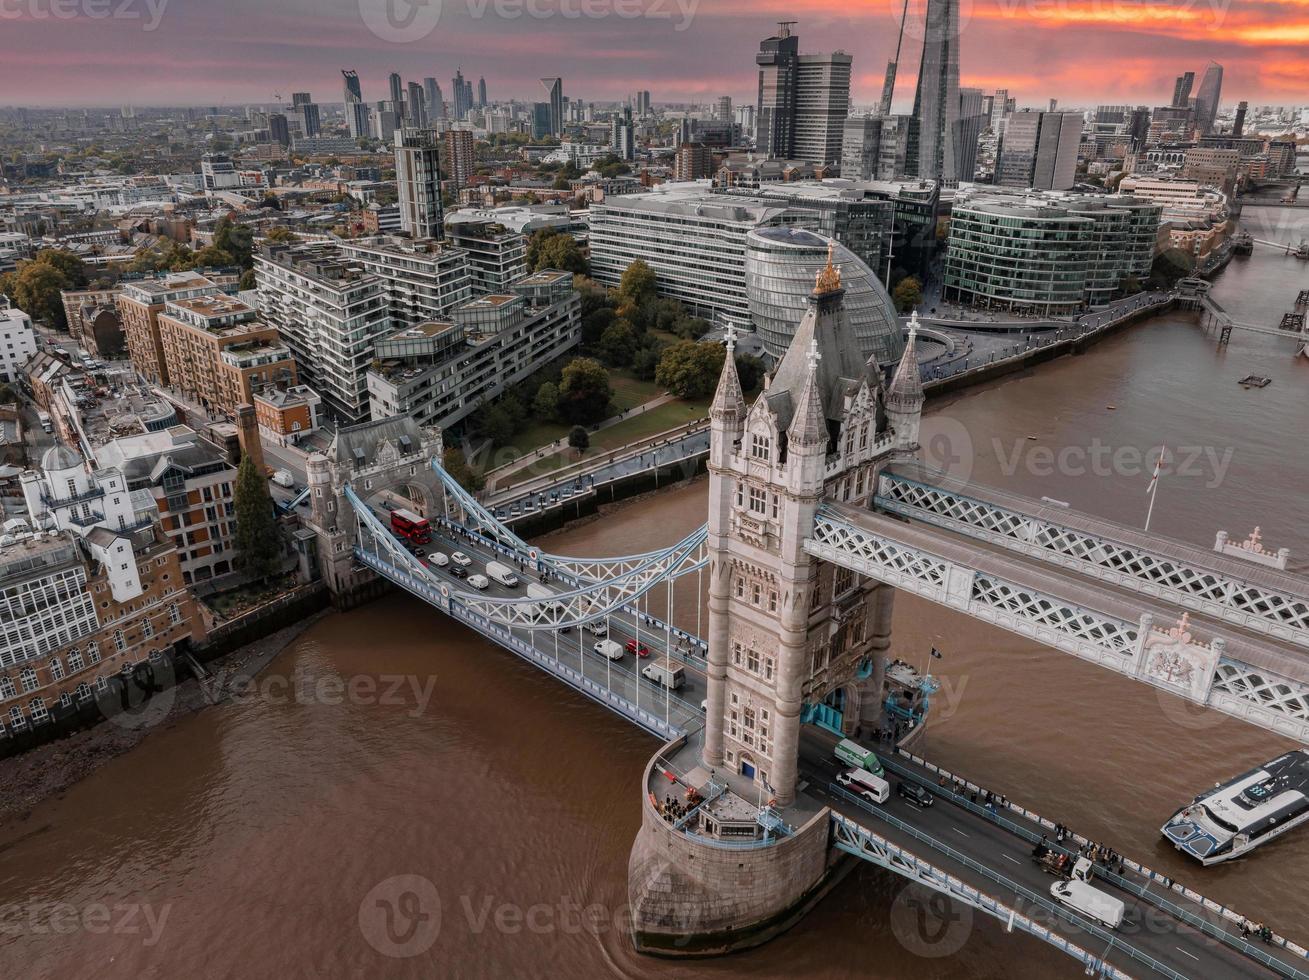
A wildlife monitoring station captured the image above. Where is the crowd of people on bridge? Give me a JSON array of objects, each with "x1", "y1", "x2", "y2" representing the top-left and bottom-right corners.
[{"x1": 1240, "y1": 919, "x2": 1275, "y2": 943}]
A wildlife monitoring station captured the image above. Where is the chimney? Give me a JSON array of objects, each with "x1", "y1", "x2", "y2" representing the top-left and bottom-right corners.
[{"x1": 236, "y1": 403, "x2": 266, "y2": 476}]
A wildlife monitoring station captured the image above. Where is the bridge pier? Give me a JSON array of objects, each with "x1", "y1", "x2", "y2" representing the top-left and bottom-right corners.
[{"x1": 627, "y1": 742, "x2": 846, "y2": 957}]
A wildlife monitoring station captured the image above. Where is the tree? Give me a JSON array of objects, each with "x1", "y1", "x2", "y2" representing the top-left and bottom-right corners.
[
  {"x1": 33, "y1": 249, "x2": 87, "y2": 290},
  {"x1": 656, "y1": 340, "x2": 726, "y2": 399},
  {"x1": 192, "y1": 245, "x2": 235, "y2": 269},
  {"x1": 480, "y1": 405, "x2": 516, "y2": 446},
  {"x1": 233, "y1": 454, "x2": 282, "y2": 582},
  {"x1": 239, "y1": 269, "x2": 257, "y2": 291},
  {"x1": 892, "y1": 275, "x2": 923, "y2": 313},
  {"x1": 442, "y1": 446, "x2": 484, "y2": 493},
  {"x1": 526, "y1": 228, "x2": 588, "y2": 275},
  {"x1": 598, "y1": 318, "x2": 638, "y2": 367},
  {"x1": 568, "y1": 425, "x2": 590, "y2": 457},
  {"x1": 264, "y1": 226, "x2": 298, "y2": 244},
  {"x1": 735, "y1": 354, "x2": 764, "y2": 393},
  {"x1": 213, "y1": 216, "x2": 254, "y2": 269},
  {"x1": 632, "y1": 346, "x2": 660, "y2": 382},
  {"x1": 12, "y1": 262, "x2": 71, "y2": 329},
  {"x1": 557, "y1": 357, "x2": 613, "y2": 424},
  {"x1": 618, "y1": 259, "x2": 657, "y2": 309},
  {"x1": 532, "y1": 381, "x2": 559, "y2": 421},
  {"x1": 581, "y1": 306, "x2": 615, "y2": 348}
]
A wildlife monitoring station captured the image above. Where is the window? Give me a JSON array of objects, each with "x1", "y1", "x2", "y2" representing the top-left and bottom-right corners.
[
  {"x1": 768, "y1": 590, "x2": 778, "y2": 613},
  {"x1": 95, "y1": 676, "x2": 109, "y2": 692},
  {"x1": 746, "y1": 647, "x2": 760, "y2": 674},
  {"x1": 748, "y1": 487, "x2": 767, "y2": 515},
  {"x1": 751, "y1": 583, "x2": 761, "y2": 606},
  {"x1": 765, "y1": 657, "x2": 775, "y2": 681},
  {"x1": 734, "y1": 484, "x2": 743, "y2": 507},
  {"x1": 19, "y1": 667, "x2": 37, "y2": 693},
  {"x1": 29, "y1": 698, "x2": 47, "y2": 722},
  {"x1": 169, "y1": 604, "x2": 183, "y2": 626},
  {"x1": 750, "y1": 434, "x2": 770, "y2": 461},
  {"x1": 114, "y1": 630, "x2": 127, "y2": 653},
  {"x1": 49, "y1": 658, "x2": 63, "y2": 681},
  {"x1": 0, "y1": 677, "x2": 14, "y2": 700},
  {"x1": 732, "y1": 641, "x2": 742, "y2": 666},
  {"x1": 735, "y1": 577, "x2": 744, "y2": 599},
  {"x1": 87, "y1": 642, "x2": 100, "y2": 664},
  {"x1": 8, "y1": 707, "x2": 23, "y2": 728},
  {"x1": 75, "y1": 682, "x2": 92, "y2": 702},
  {"x1": 142, "y1": 619, "x2": 154, "y2": 639}
]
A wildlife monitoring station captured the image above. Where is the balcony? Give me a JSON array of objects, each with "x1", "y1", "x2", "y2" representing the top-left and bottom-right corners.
[
  {"x1": 41, "y1": 484, "x2": 105, "y2": 509},
  {"x1": 64, "y1": 509, "x2": 106, "y2": 528}
]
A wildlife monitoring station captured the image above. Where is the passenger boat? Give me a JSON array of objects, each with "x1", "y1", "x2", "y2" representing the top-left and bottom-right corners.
[{"x1": 1161, "y1": 750, "x2": 1309, "y2": 865}]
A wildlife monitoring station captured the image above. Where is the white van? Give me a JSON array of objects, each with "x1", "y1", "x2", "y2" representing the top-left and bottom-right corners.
[
  {"x1": 271, "y1": 469, "x2": 295, "y2": 488},
  {"x1": 485, "y1": 561, "x2": 519, "y2": 588},
  {"x1": 592, "y1": 639, "x2": 624, "y2": 661},
  {"x1": 1049, "y1": 879, "x2": 1125, "y2": 930},
  {"x1": 836, "y1": 767, "x2": 891, "y2": 805},
  {"x1": 641, "y1": 662, "x2": 685, "y2": 690},
  {"x1": 584, "y1": 619, "x2": 608, "y2": 636},
  {"x1": 467, "y1": 574, "x2": 490, "y2": 590}
]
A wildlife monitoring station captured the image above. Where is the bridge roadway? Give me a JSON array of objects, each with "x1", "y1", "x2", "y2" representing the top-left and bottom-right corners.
[
  {"x1": 364, "y1": 506, "x2": 1304, "y2": 977},
  {"x1": 364, "y1": 500, "x2": 712, "y2": 734},
  {"x1": 796, "y1": 730, "x2": 1299, "y2": 980}
]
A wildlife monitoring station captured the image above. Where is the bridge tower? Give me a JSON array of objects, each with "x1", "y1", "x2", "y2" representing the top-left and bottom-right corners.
[
  {"x1": 302, "y1": 417, "x2": 445, "y2": 607},
  {"x1": 702, "y1": 245, "x2": 910, "y2": 807}
]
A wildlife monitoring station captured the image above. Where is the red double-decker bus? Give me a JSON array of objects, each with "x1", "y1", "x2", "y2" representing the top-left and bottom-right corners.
[{"x1": 390, "y1": 508, "x2": 431, "y2": 544}]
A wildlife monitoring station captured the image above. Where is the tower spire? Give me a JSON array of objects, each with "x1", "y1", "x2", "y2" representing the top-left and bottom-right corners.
[
  {"x1": 711, "y1": 324, "x2": 746, "y2": 420},
  {"x1": 787, "y1": 336, "x2": 827, "y2": 449}
]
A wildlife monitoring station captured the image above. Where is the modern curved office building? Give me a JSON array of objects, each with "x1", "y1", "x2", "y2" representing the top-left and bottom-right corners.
[{"x1": 746, "y1": 227, "x2": 905, "y2": 367}]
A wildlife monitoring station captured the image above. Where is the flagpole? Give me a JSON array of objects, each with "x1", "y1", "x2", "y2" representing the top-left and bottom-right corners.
[{"x1": 1145, "y1": 447, "x2": 1165, "y2": 533}]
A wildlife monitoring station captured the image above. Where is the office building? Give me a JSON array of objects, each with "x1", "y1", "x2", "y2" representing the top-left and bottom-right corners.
[
  {"x1": 156, "y1": 293, "x2": 298, "y2": 416},
  {"x1": 389, "y1": 72, "x2": 405, "y2": 111},
  {"x1": 716, "y1": 96, "x2": 733, "y2": 123},
  {"x1": 953, "y1": 87, "x2": 985, "y2": 183},
  {"x1": 395, "y1": 128, "x2": 444, "y2": 240},
  {"x1": 291, "y1": 92, "x2": 320, "y2": 137},
  {"x1": 367, "y1": 271, "x2": 580, "y2": 430},
  {"x1": 372, "y1": 105, "x2": 399, "y2": 143},
  {"x1": 531, "y1": 103, "x2": 552, "y2": 140},
  {"x1": 909, "y1": 0, "x2": 961, "y2": 181},
  {"x1": 442, "y1": 129, "x2": 475, "y2": 190},
  {"x1": 540, "y1": 77, "x2": 564, "y2": 136},
  {"x1": 268, "y1": 113, "x2": 290, "y2": 148},
  {"x1": 342, "y1": 70, "x2": 370, "y2": 138},
  {"x1": 1194, "y1": 62, "x2": 1223, "y2": 135},
  {"x1": 0, "y1": 299, "x2": 36, "y2": 384},
  {"x1": 755, "y1": 23, "x2": 851, "y2": 166},
  {"x1": 1172, "y1": 71, "x2": 1195, "y2": 108},
  {"x1": 478, "y1": 77, "x2": 487, "y2": 108},
  {"x1": 632, "y1": 90, "x2": 651, "y2": 117},
  {"x1": 745, "y1": 227, "x2": 903, "y2": 366},
  {"x1": 990, "y1": 88, "x2": 1013, "y2": 130},
  {"x1": 943, "y1": 191, "x2": 1159, "y2": 313},
  {"x1": 997, "y1": 110, "x2": 1083, "y2": 190},
  {"x1": 1183, "y1": 146, "x2": 1240, "y2": 196}
]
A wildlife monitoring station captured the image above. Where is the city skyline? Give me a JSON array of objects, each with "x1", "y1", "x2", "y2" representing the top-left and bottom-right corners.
[{"x1": 0, "y1": 1, "x2": 1305, "y2": 109}]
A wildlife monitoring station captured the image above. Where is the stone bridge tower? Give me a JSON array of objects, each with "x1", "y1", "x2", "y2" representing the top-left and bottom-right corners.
[
  {"x1": 702, "y1": 246, "x2": 920, "y2": 806},
  {"x1": 302, "y1": 417, "x2": 444, "y2": 607}
]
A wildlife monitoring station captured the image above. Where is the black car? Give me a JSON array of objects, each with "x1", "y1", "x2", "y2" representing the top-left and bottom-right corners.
[
  {"x1": 449, "y1": 565, "x2": 467, "y2": 579},
  {"x1": 897, "y1": 781, "x2": 934, "y2": 808}
]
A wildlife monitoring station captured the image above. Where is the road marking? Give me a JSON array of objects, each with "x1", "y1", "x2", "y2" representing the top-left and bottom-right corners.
[
  {"x1": 1000, "y1": 854, "x2": 1021, "y2": 865},
  {"x1": 951, "y1": 827, "x2": 969, "y2": 838},
  {"x1": 1175, "y1": 947, "x2": 1199, "y2": 962}
]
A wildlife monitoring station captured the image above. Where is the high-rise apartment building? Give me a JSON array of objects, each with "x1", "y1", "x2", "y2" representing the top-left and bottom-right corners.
[
  {"x1": 442, "y1": 129, "x2": 475, "y2": 190},
  {"x1": 389, "y1": 72, "x2": 405, "y2": 112},
  {"x1": 1233, "y1": 100, "x2": 1248, "y2": 137},
  {"x1": 540, "y1": 77, "x2": 564, "y2": 136},
  {"x1": 268, "y1": 113, "x2": 290, "y2": 147},
  {"x1": 909, "y1": 0, "x2": 961, "y2": 182},
  {"x1": 118, "y1": 273, "x2": 238, "y2": 385},
  {"x1": 675, "y1": 142, "x2": 715, "y2": 181},
  {"x1": 754, "y1": 23, "x2": 851, "y2": 166},
  {"x1": 611, "y1": 106, "x2": 635, "y2": 161},
  {"x1": 407, "y1": 81, "x2": 427, "y2": 128},
  {"x1": 342, "y1": 69, "x2": 370, "y2": 138},
  {"x1": 716, "y1": 95, "x2": 733, "y2": 122},
  {"x1": 290, "y1": 93, "x2": 320, "y2": 137},
  {"x1": 394, "y1": 127, "x2": 444, "y2": 240},
  {"x1": 423, "y1": 77, "x2": 445, "y2": 121}
]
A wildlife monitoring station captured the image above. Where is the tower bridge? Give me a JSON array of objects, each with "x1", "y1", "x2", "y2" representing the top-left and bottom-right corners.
[{"x1": 297, "y1": 248, "x2": 1309, "y2": 976}]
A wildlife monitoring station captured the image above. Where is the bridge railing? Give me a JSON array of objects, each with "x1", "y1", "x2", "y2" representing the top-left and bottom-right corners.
[
  {"x1": 890, "y1": 751, "x2": 1309, "y2": 976},
  {"x1": 830, "y1": 785, "x2": 1187, "y2": 980}
]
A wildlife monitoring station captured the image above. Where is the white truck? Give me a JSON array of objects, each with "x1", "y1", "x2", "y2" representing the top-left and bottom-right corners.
[
  {"x1": 271, "y1": 469, "x2": 295, "y2": 488},
  {"x1": 485, "y1": 561, "x2": 520, "y2": 588},
  {"x1": 641, "y1": 662, "x2": 685, "y2": 690},
  {"x1": 836, "y1": 767, "x2": 890, "y2": 804},
  {"x1": 1049, "y1": 876, "x2": 1126, "y2": 930},
  {"x1": 592, "y1": 639, "x2": 624, "y2": 661}
]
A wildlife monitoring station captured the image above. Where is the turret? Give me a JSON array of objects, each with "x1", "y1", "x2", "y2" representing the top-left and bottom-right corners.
[
  {"x1": 886, "y1": 311, "x2": 924, "y2": 450},
  {"x1": 785, "y1": 338, "x2": 828, "y2": 494},
  {"x1": 709, "y1": 324, "x2": 746, "y2": 470}
]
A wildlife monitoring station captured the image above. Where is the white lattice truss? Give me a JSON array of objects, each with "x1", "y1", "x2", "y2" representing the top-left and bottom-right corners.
[
  {"x1": 828, "y1": 812, "x2": 1128, "y2": 979},
  {"x1": 346, "y1": 485, "x2": 706, "y2": 630},
  {"x1": 877, "y1": 474, "x2": 1309, "y2": 648},
  {"x1": 432, "y1": 459, "x2": 709, "y2": 582},
  {"x1": 808, "y1": 506, "x2": 1139, "y2": 659},
  {"x1": 808, "y1": 507, "x2": 1309, "y2": 737}
]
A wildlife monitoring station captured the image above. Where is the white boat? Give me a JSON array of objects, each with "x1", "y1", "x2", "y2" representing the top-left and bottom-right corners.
[{"x1": 1161, "y1": 749, "x2": 1309, "y2": 865}]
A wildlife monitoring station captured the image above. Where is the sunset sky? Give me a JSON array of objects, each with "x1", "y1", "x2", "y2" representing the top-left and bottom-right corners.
[{"x1": 1, "y1": 0, "x2": 1306, "y2": 109}]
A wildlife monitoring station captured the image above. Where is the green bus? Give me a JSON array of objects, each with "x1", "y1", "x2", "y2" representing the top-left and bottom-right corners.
[{"x1": 834, "y1": 738, "x2": 884, "y2": 777}]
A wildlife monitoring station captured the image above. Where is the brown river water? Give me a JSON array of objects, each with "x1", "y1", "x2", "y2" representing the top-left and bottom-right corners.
[{"x1": 2, "y1": 224, "x2": 1308, "y2": 979}]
